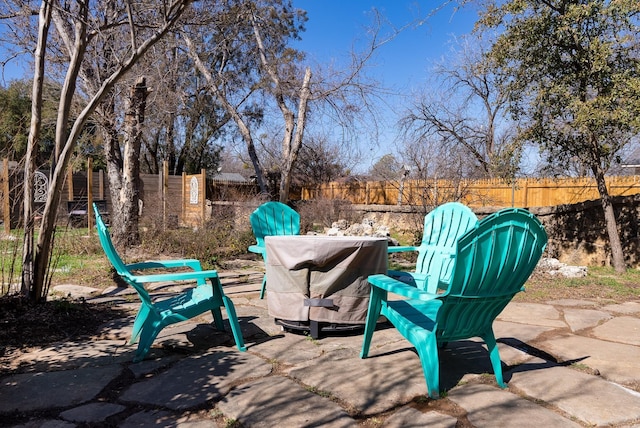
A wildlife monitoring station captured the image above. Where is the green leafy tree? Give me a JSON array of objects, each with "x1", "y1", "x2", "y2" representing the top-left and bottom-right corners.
[
  {"x1": 136, "y1": 35, "x2": 231, "y2": 176},
  {"x1": 479, "y1": 0, "x2": 640, "y2": 272},
  {"x1": 0, "y1": 81, "x2": 31, "y2": 158},
  {"x1": 0, "y1": 79, "x2": 58, "y2": 164}
]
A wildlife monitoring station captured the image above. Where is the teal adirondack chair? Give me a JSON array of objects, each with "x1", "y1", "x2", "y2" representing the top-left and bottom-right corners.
[
  {"x1": 248, "y1": 201, "x2": 301, "y2": 299},
  {"x1": 93, "y1": 203, "x2": 246, "y2": 362},
  {"x1": 388, "y1": 202, "x2": 478, "y2": 293},
  {"x1": 362, "y1": 208, "x2": 547, "y2": 398}
]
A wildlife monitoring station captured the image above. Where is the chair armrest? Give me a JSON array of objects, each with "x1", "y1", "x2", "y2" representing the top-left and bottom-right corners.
[
  {"x1": 126, "y1": 259, "x2": 203, "y2": 272},
  {"x1": 129, "y1": 269, "x2": 219, "y2": 284},
  {"x1": 248, "y1": 245, "x2": 266, "y2": 256},
  {"x1": 387, "y1": 245, "x2": 418, "y2": 254},
  {"x1": 387, "y1": 270, "x2": 429, "y2": 287},
  {"x1": 368, "y1": 274, "x2": 440, "y2": 301}
]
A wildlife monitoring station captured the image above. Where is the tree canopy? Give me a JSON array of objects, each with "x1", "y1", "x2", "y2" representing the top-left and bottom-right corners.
[
  {"x1": 478, "y1": 0, "x2": 640, "y2": 272},
  {"x1": 479, "y1": 0, "x2": 640, "y2": 174}
]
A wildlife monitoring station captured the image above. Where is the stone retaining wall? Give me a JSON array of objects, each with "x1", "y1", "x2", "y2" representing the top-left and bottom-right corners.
[
  {"x1": 349, "y1": 195, "x2": 640, "y2": 268},
  {"x1": 212, "y1": 195, "x2": 640, "y2": 268}
]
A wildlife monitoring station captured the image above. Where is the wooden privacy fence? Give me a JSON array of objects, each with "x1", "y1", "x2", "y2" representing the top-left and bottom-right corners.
[
  {"x1": 301, "y1": 176, "x2": 640, "y2": 207},
  {"x1": 0, "y1": 159, "x2": 256, "y2": 232}
]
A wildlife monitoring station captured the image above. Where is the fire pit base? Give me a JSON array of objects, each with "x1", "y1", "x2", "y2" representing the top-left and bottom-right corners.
[{"x1": 275, "y1": 319, "x2": 364, "y2": 339}]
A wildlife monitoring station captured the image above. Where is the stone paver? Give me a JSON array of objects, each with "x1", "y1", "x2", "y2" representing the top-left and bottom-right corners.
[
  {"x1": 8, "y1": 339, "x2": 131, "y2": 373},
  {"x1": 538, "y1": 334, "x2": 640, "y2": 384},
  {"x1": 493, "y1": 320, "x2": 557, "y2": 364},
  {"x1": 218, "y1": 376, "x2": 355, "y2": 427},
  {"x1": 562, "y1": 308, "x2": 612, "y2": 332},
  {"x1": 510, "y1": 363, "x2": 640, "y2": 426},
  {"x1": 250, "y1": 331, "x2": 325, "y2": 364},
  {"x1": 592, "y1": 316, "x2": 640, "y2": 346},
  {"x1": 52, "y1": 284, "x2": 100, "y2": 298},
  {"x1": 11, "y1": 421, "x2": 75, "y2": 428},
  {"x1": 498, "y1": 302, "x2": 568, "y2": 328},
  {"x1": 119, "y1": 409, "x2": 216, "y2": 428},
  {"x1": 0, "y1": 366, "x2": 122, "y2": 413},
  {"x1": 59, "y1": 402, "x2": 126, "y2": 423},
  {"x1": 546, "y1": 298, "x2": 600, "y2": 307},
  {"x1": 447, "y1": 383, "x2": 582, "y2": 427},
  {"x1": 602, "y1": 301, "x2": 640, "y2": 315},
  {"x1": 383, "y1": 406, "x2": 457, "y2": 428},
  {"x1": 288, "y1": 341, "x2": 428, "y2": 416},
  {"x1": 121, "y1": 349, "x2": 272, "y2": 410}
]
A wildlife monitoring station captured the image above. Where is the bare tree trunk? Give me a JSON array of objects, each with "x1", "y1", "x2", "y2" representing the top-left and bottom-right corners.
[
  {"x1": 592, "y1": 166, "x2": 625, "y2": 273},
  {"x1": 103, "y1": 97, "x2": 124, "y2": 218},
  {"x1": 182, "y1": 34, "x2": 269, "y2": 194},
  {"x1": 20, "y1": 0, "x2": 193, "y2": 302},
  {"x1": 112, "y1": 77, "x2": 148, "y2": 247},
  {"x1": 21, "y1": 0, "x2": 52, "y2": 301},
  {"x1": 250, "y1": 15, "x2": 313, "y2": 203},
  {"x1": 279, "y1": 67, "x2": 312, "y2": 203}
]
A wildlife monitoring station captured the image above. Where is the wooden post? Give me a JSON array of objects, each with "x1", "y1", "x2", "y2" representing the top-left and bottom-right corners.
[
  {"x1": 87, "y1": 158, "x2": 94, "y2": 232},
  {"x1": 201, "y1": 168, "x2": 206, "y2": 226},
  {"x1": 181, "y1": 171, "x2": 186, "y2": 227},
  {"x1": 365, "y1": 182, "x2": 370, "y2": 205},
  {"x1": 162, "y1": 161, "x2": 168, "y2": 230},
  {"x1": 67, "y1": 167, "x2": 74, "y2": 201},
  {"x1": 98, "y1": 169, "x2": 104, "y2": 200},
  {"x1": 3, "y1": 158, "x2": 10, "y2": 234}
]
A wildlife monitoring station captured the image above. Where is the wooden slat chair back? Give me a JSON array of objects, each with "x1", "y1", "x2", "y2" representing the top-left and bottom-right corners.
[
  {"x1": 93, "y1": 203, "x2": 246, "y2": 362},
  {"x1": 362, "y1": 208, "x2": 547, "y2": 398},
  {"x1": 248, "y1": 201, "x2": 301, "y2": 298},
  {"x1": 388, "y1": 202, "x2": 478, "y2": 293}
]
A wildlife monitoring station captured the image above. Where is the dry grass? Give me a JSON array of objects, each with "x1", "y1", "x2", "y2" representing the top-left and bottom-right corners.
[{"x1": 520, "y1": 266, "x2": 640, "y2": 304}]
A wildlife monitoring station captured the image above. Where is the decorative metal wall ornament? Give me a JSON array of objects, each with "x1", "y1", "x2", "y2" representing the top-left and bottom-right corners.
[
  {"x1": 189, "y1": 176, "x2": 199, "y2": 204},
  {"x1": 34, "y1": 171, "x2": 49, "y2": 203}
]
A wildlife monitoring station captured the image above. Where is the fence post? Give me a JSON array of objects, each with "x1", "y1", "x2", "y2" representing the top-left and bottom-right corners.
[
  {"x1": 201, "y1": 168, "x2": 206, "y2": 226},
  {"x1": 98, "y1": 169, "x2": 104, "y2": 200},
  {"x1": 87, "y1": 158, "x2": 94, "y2": 232},
  {"x1": 365, "y1": 182, "x2": 369, "y2": 205},
  {"x1": 67, "y1": 168, "x2": 74, "y2": 201},
  {"x1": 181, "y1": 172, "x2": 186, "y2": 227},
  {"x1": 2, "y1": 158, "x2": 9, "y2": 234},
  {"x1": 162, "y1": 161, "x2": 168, "y2": 230}
]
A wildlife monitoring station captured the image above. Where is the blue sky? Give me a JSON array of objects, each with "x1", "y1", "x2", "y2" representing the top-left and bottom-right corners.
[
  {"x1": 293, "y1": 1, "x2": 478, "y2": 88},
  {"x1": 291, "y1": 1, "x2": 480, "y2": 169}
]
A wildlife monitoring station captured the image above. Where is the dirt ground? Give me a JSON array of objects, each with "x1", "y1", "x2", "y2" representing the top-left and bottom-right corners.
[{"x1": 0, "y1": 295, "x2": 128, "y2": 367}]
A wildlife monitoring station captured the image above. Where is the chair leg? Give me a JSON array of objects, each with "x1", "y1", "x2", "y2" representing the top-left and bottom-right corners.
[
  {"x1": 210, "y1": 307, "x2": 225, "y2": 330},
  {"x1": 483, "y1": 329, "x2": 506, "y2": 388},
  {"x1": 259, "y1": 274, "x2": 267, "y2": 299},
  {"x1": 222, "y1": 295, "x2": 247, "y2": 352},
  {"x1": 134, "y1": 317, "x2": 164, "y2": 363},
  {"x1": 210, "y1": 276, "x2": 246, "y2": 352},
  {"x1": 360, "y1": 288, "x2": 383, "y2": 359},
  {"x1": 415, "y1": 333, "x2": 440, "y2": 399},
  {"x1": 130, "y1": 304, "x2": 151, "y2": 345}
]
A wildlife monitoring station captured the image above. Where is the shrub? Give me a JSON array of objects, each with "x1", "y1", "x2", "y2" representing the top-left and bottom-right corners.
[
  {"x1": 139, "y1": 206, "x2": 254, "y2": 270},
  {"x1": 295, "y1": 198, "x2": 358, "y2": 233}
]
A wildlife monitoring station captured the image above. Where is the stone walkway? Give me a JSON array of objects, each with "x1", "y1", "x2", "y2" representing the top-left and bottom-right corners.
[{"x1": 1, "y1": 267, "x2": 640, "y2": 427}]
